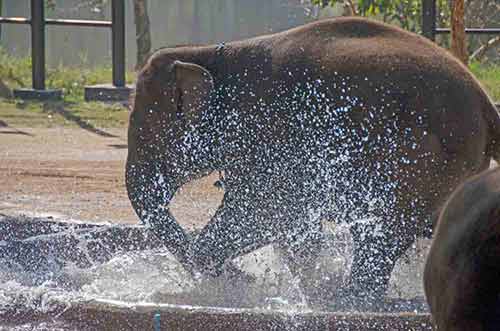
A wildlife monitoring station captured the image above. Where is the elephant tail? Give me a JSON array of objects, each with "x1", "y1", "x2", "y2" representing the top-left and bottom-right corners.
[{"x1": 484, "y1": 95, "x2": 500, "y2": 163}]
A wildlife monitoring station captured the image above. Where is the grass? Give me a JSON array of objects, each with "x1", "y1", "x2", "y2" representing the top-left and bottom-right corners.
[
  {"x1": 470, "y1": 62, "x2": 500, "y2": 102},
  {"x1": 0, "y1": 99, "x2": 129, "y2": 128},
  {"x1": 0, "y1": 47, "x2": 134, "y2": 128},
  {"x1": 0, "y1": 48, "x2": 136, "y2": 103}
]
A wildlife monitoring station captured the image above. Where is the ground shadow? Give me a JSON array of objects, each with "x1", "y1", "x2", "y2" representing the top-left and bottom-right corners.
[
  {"x1": 42, "y1": 102, "x2": 119, "y2": 138},
  {"x1": 0, "y1": 119, "x2": 34, "y2": 136},
  {"x1": 108, "y1": 144, "x2": 128, "y2": 149}
]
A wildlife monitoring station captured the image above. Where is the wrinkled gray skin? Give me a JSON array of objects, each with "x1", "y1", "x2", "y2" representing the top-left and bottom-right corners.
[{"x1": 126, "y1": 17, "x2": 500, "y2": 309}]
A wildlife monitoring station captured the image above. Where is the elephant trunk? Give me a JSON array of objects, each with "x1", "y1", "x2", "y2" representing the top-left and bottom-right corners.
[{"x1": 125, "y1": 159, "x2": 194, "y2": 273}]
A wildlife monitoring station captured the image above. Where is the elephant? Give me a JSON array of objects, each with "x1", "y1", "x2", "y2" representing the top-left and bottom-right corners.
[
  {"x1": 126, "y1": 16, "x2": 500, "y2": 307},
  {"x1": 424, "y1": 168, "x2": 500, "y2": 330}
]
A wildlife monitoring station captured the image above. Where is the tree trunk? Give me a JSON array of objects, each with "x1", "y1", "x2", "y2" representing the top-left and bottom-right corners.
[
  {"x1": 450, "y1": 0, "x2": 468, "y2": 65},
  {"x1": 343, "y1": 0, "x2": 357, "y2": 16},
  {"x1": 133, "y1": 0, "x2": 152, "y2": 70}
]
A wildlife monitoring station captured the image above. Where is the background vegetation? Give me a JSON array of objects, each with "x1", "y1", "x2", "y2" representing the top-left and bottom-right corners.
[{"x1": 0, "y1": 48, "x2": 133, "y2": 128}]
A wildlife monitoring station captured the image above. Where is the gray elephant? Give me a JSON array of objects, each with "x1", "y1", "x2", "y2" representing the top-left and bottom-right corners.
[
  {"x1": 424, "y1": 167, "x2": 500, "y2": 330},
  {"x1": 126, "y1": 17, "x2": 500, "y2": 307}
]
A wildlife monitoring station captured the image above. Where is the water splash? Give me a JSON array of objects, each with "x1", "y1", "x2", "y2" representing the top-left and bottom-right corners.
[{"x1": 0, "y1": 216, "x2": 429, "y2": 330}]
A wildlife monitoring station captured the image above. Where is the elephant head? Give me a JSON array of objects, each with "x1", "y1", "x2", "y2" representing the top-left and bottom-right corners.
[{"x1": 126, "y1": 50, "x2": 217, "y2": 271}]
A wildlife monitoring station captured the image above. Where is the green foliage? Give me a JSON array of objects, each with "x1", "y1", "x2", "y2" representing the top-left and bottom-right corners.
[
  {"x1": 311, "y1": 0, "x2": 450, "y2": 33},
  {"x1": 0, "y1": 47, "x2": 133, "y2": 128},
  {"x1": 0, "y1": 49, "x2": 32, "y2": 88},
  {"x1": 44, "y1": 0, "x2": 108, "y2": 13},
  {"x1": 0, "y1": 48, "x2": 135, "y2": 103},
  {"x1": 470, "y1": 62, "x2": 500, "y2": 102}
]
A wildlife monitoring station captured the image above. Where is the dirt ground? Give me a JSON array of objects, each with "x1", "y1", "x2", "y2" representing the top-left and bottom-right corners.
[{"x1": 0, "y1": 125, "x2": 223, "y2": 229}]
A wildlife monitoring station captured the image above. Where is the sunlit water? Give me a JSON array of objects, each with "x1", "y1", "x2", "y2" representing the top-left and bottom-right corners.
[{"x1": 0, "y1": 217, "x2": 429, "y2": 330}]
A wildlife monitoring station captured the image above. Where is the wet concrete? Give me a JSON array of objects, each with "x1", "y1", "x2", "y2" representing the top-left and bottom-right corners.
[{"x1": 0, "y1": 299, "x2": 432, "y2": 331}]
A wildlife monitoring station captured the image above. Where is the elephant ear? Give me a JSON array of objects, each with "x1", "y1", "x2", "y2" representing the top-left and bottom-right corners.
[{"x1": 173, "y1": 60, "x2": 214, "y2": 117}]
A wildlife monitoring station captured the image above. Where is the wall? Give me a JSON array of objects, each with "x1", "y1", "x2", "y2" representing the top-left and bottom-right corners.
[{"x1": 0, "y1": 0, "x2": 319, "y2": 69}]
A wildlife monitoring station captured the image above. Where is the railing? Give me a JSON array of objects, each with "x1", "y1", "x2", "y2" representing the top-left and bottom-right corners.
[
  {"x1": 422, "y1": 0, "x2": 500, "y2": 41},
  {"x1": 422, "y1": 0, "x2": 499, "y2": 108},
  {"x1": 0, "y1": 0, "x2": 126, "y2": 101}
]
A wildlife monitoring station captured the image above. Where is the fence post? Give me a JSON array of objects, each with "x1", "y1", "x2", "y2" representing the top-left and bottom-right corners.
[
  {"x1": 12, "y1": 0, "x2": 62, "y2": 100},
  {"x1": 422, "y1": 0, "x2": 436, "y2": 41},
  {"x1": 31, "y1": 0, "x2": 45, "y2": 90},
  {"x1": 111, "y1": 0, "x2": 125, "y2": 87},
  {"x1": 3, "y1": 1, "x2": 127, "y2": 101},
  {"x1": 84, "y1": 0, "x2": 130, "y2": 102}
]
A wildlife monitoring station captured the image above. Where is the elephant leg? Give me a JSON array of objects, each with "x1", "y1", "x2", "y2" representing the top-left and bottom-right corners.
[
  {"x1": 189, "y1": 192, "x2": 278, "y2": 278},
  {"x1": 277, "y1": 218, "x2": 326, "y2": 305},
  {"x1": 342, "y1": 221, "x2": 416, "y2": 310}
]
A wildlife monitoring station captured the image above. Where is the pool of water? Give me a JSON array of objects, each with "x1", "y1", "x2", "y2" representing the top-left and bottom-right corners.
[{"x1": 0, "y1": 215, "x2": 430, "y2": 330}]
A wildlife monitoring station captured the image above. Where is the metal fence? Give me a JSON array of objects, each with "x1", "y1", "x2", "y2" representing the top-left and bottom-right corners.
[
  {"x1": 0, "y1": 0, "x2": 125, "y2": 100},
  {"x1": 421, "y1": 0, "x2": 499, "y2": 107},
  {"x1": 422, "y1": 0, "x2": 500, "y2": 40}
]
